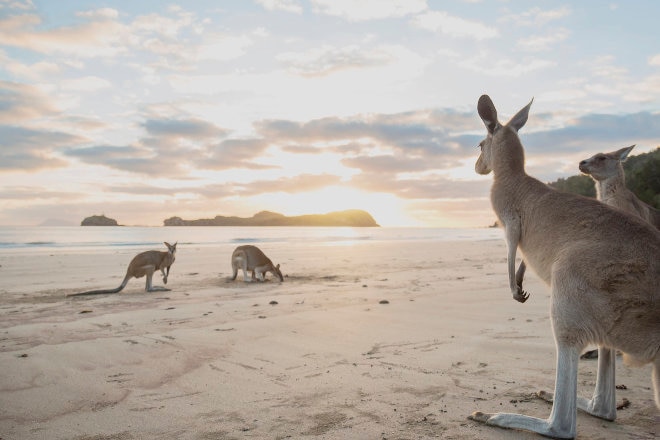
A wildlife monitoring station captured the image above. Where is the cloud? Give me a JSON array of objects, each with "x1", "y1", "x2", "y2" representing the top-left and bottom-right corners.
[
  {"x1": 255, "y1": 109, "x2": 475, "y2": 159},
  {"x1": 311, "y1": 0, "x2": 427, "y2": 21},
  {"x1": 197, "y1": 138, "x2": 277, "y2": 170},
  {"x1": 105, "y1": 184, "x2": 184, "y2": 196},
  {"x1": 255, "y1": 0, "x2": 303, "y2": 14},
  {"x1": 459, "y1": 53, "x2": 555, "y2": 77},
  {"x1": 350, "y1": 172, "x2": 487, "y2": 199},
  {"x1": 64, "y1": 118, "x2": 229, "y2": 176},
  {"x1": 76, "y1": 8, "x2": 119, "y2": 20},
  {"x1": 0, "y1": 7, "x2": 206, "y2": 63},
  {"x1": 64, "y1": 113, "x2": 267, "y2": 176},
  {"x1": 504, "y1": 6, "x2": 571, "y2": 26},
  {"x1": 342, "y1": 154, "x2": 435, "y2": 173},
  {"x1": 0, "y1": 80, "x2": 59, "y2": 123},
  {"x1": 0, "y1": 49, "x2": 59, "y2": 80},
  {"x1": 517, "y1": 28, "x2": 570, "y2": 52},
  {"x1": 0, "y1": 185, "x2": 77, "y2": 201},
  {"x1": 0, "y1": 125, "x2": 85, "y2": 170},
  {"x1": 236, "y1": 173, "x2": 343, "y2": 195},
  {"x1": 197, "y1": 33, "x2": 254, "y2": 61},
  {"x1": 0, "y1": 0, "x2": 34, "y2": 11},
  {"x1": 65, "y1": 144, "x2": 173, "y2": 175},
  {"x1": 412, "y1": 11, "x2": 498, "y2": 40},
  {"x1": 143, "y1": 118, "x2": 228, "y2": 140},
  {"x1": 60, "y1": 76, "x2": 112, "y2": 92},
  {"x1": 0, "y1": 13, "x2": 128, "y2": 57},
  {"x1": 277, "y1": 44, "x2": 393, "y2": 77},
  {"x1": 524, "y1": 111, "x2": 660, "y2": 152}
]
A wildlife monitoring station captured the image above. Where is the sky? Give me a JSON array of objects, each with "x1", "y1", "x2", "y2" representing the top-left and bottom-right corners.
[{"x1": 1, "y1": 0, "x2": 659, "y2": 227}]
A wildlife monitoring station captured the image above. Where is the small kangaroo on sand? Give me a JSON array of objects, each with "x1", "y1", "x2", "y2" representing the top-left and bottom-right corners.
[
  {"x1": 230, "y1": 245, "x2": 283, "y2": 282},
  {"x1": 579, "y1": 144, "x2": 660, "y2": 229},
  {"x1": 69, "y1": 242, "x2": 177, "y2": 296},
  {"x1": 468, "y1": 95, "x2": 660, "y2": 439}
]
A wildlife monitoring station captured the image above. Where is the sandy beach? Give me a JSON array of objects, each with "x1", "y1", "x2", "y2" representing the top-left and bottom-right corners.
[{"x1": 0, "y1": 238, "x2": 657, "y2": 440}]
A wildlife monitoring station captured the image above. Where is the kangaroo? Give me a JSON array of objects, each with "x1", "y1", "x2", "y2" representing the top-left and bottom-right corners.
[
  {"x1": 579, "y1": 144, "x2": 660, "y2": 229},
  {"x1": 467, "y1": 95, "x2": 660, "y2": 439},
  {"x1": 69, "y1": 242, "x2": 177, "y2": 296},
  {"x1": 230, "y1": 245, "x2": 283, "y2": 282}
]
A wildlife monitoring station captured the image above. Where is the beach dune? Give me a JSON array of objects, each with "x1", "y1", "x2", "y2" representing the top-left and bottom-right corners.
[{"x1": 0, "y1": 239, "x2": 656, "y2": 439}]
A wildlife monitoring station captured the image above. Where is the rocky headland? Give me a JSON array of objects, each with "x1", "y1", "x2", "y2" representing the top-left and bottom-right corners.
[
  {"x1": 163, "y1": 210, "x2": 379, "y2": 227},
  {"x1": 80, "y1": 215, "x2": 119, "y2": 226}
]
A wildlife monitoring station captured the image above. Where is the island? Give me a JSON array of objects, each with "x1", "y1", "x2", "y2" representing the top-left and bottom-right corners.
[
  {"x1": 81, "y1": 215, "x2": 119, "y2": 226},
  {"x1": 163, "y1": 210, "x2": 379, "y2": 227}
]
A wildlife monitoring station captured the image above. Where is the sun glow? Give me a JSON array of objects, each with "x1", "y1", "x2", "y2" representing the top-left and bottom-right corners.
[{"x1": 249, "y1": 186, "x2": 419, "y2": 227}]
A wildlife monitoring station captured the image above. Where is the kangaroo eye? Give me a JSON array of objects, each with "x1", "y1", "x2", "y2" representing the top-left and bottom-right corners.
[{"x1": 477, "y1": 140, "x2": 484, "y2": 149}]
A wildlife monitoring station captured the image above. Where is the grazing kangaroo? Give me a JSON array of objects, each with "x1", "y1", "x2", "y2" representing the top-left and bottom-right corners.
[
  {"x1": 579, "y1": 144, "x2": 660, "y2": 229},
  {"x1": 468, "y1": 95, "x2": 660, "y2": 439},
  {"x1": 69, "y1": 242, "x2": 177, "y2": 296},
  {"x1": 230, "y1": 245, "x2": 283, "y2": 282}
]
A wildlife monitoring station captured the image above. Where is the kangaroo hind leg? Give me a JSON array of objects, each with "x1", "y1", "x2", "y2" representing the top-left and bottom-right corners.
[
  {"x1": 470, "y1": 342, "x2": 580, "y2": 439},
  {"x1": 144, "y1": 265, "x2": 170, "y2": 292}
]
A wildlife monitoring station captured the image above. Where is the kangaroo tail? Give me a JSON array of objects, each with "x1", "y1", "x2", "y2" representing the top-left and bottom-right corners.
[{"x1": 68, "y1": 273, "x2": 131, "y2": 297}]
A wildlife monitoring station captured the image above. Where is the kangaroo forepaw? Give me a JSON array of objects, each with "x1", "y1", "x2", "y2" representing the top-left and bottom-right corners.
[{"x1": 513, "y1": 286, "x2": 530, "y2": 303}]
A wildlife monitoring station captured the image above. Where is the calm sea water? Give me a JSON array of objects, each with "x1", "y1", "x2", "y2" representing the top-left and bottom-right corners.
[{"x1": 0, "y1": 226, "x2": 502, "y2": 253}]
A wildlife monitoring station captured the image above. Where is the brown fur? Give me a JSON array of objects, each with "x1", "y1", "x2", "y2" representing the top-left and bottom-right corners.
[
  {"x1": 230, "y1": 245, "x2": 283, "y2": 282},
  {"x1": 68, "y1": 242, "x2": 177, "y2": 296},
  {"x1": 579, "y1": 145, "x2": 660, "y2": 229}
]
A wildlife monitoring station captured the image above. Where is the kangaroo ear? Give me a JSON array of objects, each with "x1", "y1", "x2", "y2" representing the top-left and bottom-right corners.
[
  {"x1": 478, "y1": 95, "x2": 498, "y2": 133},
  {"x1": 508, "y1": 98, "x2": 533, "y2": 132},
  {"x1": 276, "y1": 264, "x2": 280, "y2": 269},
  {"x1": 616, "y1": 144, "x2": 635, "y2": 161}
]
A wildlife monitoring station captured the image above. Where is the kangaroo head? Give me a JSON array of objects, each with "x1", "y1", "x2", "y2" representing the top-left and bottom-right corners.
[
  {"x1": 165, "y1": 241, "x2": 177, "y2": 262},
  {"x1": 272, "y1": 263, "x2": 284, "y2": 282},
  {"x1": 475, "y1": 95, "x2": 532, "y2": 176},
  {"x1": 578, "y1": 145, "x2": 635, "y2": 181}
]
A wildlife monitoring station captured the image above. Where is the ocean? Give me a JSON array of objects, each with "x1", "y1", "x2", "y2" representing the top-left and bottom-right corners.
[{"x1": 0, "y1": 226, "x2": 503, "y2": 253}]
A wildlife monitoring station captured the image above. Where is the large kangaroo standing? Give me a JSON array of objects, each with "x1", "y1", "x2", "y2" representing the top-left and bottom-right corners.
[
  {"x1": 468, "y1": 95, "x2": 659, "y2": 439},
  {"x1": 69, "y1": 242, "x2": 177, "y2": 296}
]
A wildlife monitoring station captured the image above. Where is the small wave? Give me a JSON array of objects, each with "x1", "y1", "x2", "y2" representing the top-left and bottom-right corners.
[{"x1": 232, "y1": 238, "x2": 261, "y2": 243}]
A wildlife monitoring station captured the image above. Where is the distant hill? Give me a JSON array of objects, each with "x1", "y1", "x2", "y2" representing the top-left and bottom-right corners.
[
  {"x1": 81, "y1": 215, "x2": 119, "y2": 226},
  {"x1": 163, "y1": 210, "x2": 379, "y2": 227}
]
